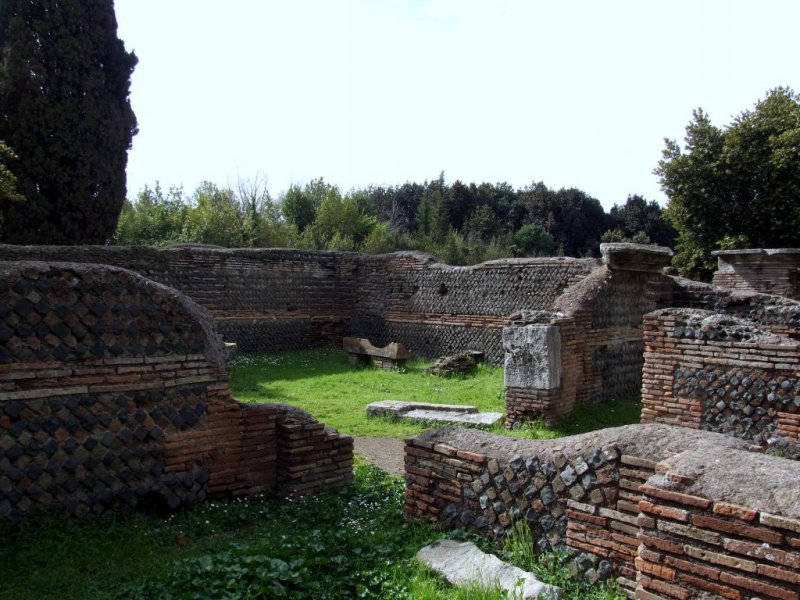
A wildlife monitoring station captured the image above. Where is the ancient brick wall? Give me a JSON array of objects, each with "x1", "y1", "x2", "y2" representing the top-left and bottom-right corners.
[
  {"x1": 636, "y1": 449, "x2": 800, "y2": 600},
  {"x1": 641, "y1": 308, "x2": 800, "y2": 445},
  {"x1": 0, "y1": 261, "x2": 352, "y2": 521},
  {"x1": 275, "y1": 405, "x2": 355, "y2": 496},
  {"x1": 0, "y1": 246, "x2": 600, "y2": 363},
  {"x1": 504, "y1": 245, "x2": 676, "y2": 426},
  {"x1": 404, "y1": 425, "x2": 799, "y2": 600},
  {"x1": 713, "y1": 249, "x2": 800, "y2": 300},
  {"x1": 711, "y1": 292, "x2": 800, "y2": 340},
  {"x1": 557, "y1": 268, "x2": 669, "y2": 405},
  {"x1": 0, "y1": 246, "x2": 359, "y2": 353},
  {"x1": 350, "y1": 252, "x2": 599, "y2": 363},
  {"x1": 9, "y1": 244, "x2": 799, "y2": 433}
]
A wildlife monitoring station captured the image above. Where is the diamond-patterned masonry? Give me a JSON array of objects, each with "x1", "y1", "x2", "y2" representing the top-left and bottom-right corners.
[
  {"x1": 405, "y1": 425, "x2": 800, "y2": 600},
  {"x1": 0, "y1": 262, "x2": 352, "y2": 521}
]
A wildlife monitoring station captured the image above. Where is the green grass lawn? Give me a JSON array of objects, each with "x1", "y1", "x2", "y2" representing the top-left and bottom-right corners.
[
  {"x1": 229, "y1": 347, "x2": 641, "y2": 439},
  {"x1": 230, "y1": 347, "x2": 506, "y2": 438}
]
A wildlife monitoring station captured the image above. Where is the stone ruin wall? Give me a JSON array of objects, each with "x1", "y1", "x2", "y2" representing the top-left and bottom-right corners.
[
  {"x1": 0, "y1": 245, "x2": 599, "y2": 363},
  {"x1": 2, "y1": 244, "x2": 798, "y2": 432},
  {"x1": 713, "y1": 249, "x2": 800, "y2": 300},
  {"x1": 0, "y1": 244, "x2": 689, "y2": 424},
  {"x1": 350, "y1": 252, "x2": 597, "y2": 363},
  {"x1": 0, "y1": 261, "x2": 352, "y2": 521},
  {"x1": 641, "y1": 307, "x2": 800, "y2": 449},
  {"x1": 500, "y1": 246, "x2": 800, "y2": 428},
  {"x1": 2, "y1": 249, "x2": 799, "y2": 595},
  {"x1": 503, "y1": 245, "x2": 680, "y2": 425},
  {"x1": 405, "y1": 425, "x2": 800, "y2": 600},
  {"x1": 0, "y1": 246, "x2": 358, "y2": 353}
]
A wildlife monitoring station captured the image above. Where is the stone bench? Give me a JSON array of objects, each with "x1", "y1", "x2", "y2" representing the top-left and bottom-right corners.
[{"x1": 342, "y1": 337, "x2": 412, "y2": 369}]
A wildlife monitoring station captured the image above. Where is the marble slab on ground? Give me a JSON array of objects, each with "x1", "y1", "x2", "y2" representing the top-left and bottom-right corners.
[
  {"x1": 417, "y1": 539, "x2": 561, "y2": 599},
  {"x1": 367, "y1": 400, "x2": 503, "y2": 428}
]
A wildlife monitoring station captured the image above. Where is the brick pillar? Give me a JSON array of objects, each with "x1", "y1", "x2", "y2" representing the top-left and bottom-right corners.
[{"x1": 503, "y1": 321, "x2": 569, "y2": 425}]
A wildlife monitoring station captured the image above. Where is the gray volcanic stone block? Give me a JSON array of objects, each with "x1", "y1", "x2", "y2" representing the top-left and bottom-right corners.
[
  {"x1": 503, "y1": 325, "x2": 561, "y2": 390},
  {"x1": 417, "y1": 539, "x2": 561, "y2": 599}
]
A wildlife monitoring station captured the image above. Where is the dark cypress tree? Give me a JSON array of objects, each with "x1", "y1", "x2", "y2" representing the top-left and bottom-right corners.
[{"x1": 0, "y1": 0, "x2": 137, "y2": 244}]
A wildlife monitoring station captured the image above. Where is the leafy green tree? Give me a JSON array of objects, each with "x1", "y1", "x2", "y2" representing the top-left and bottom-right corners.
[
  {"x1": 0, "y1": 0, "x2": 137, "y2": 244},
  {"x1": 307, "y1": 187, "x2": 346, "y2": 248},
  {"x1": 473, "y1": 181, "x2": 523, "y2": 232},
  {"x1": 308, "y1": 188, "x2": 377, "y2": 250},
  {"x1": 112, "y1": 183, "x2": 187, "y2": 246},
  {"x1": 436, "y1": 228, "x2": 465, "y2": 264},
  {"x1": 281, "y1": 184, "x2": 316, "y2": 233},
  {"x1": 464, "y1": 204, "x2": 500, "y2": 242},
  {"x1": 236, "y1": 175, "x2": 267, "y2": 247},
  {"x1": 182, "y1": 182, "x2": 243, "y2": 246},
  {"x1": 280, "y1": 178, "x2": 337, "y2": 234},
  {"x1": 363, "y1": 183, "x2": 424, "y2": 233},
  {"x1": 605, "y1": 195, "x2": 676, "y2": 247},
  {"x1": 512, "y1": 223, "x2": 557, "y2": 256},
  {"x1": 234, "y1": 175, "x2": 298, "y2": 248},
  {"x1": 449, "y1": 180, "x2": 476, "y2": 230},
  {"x1": 0, "y1": 140, "x2": 23, "y2": 204},
  {"x1": 426, "y1": 174, "x2": 453, "y2": 242},
  {"x1": 0, "y1": 140, "x2": 24, "y2": 234},
  {"x1": 391, "y1": 182, "x2": 426, "y2": 232},
  {"x1": 656, "y1": 87, "x2": 800, "y2": 279},
  {"x1": 360, "y1": 221, "x2": 397, "y2": 254},
  {"x1": 466, "y1": 235, "x2": 513, "y2": 264},
  {"x1": 520, "y1": 183, "x2": 606, "y2": 256},
  {"x1": 600, "y1": 228, "x2": 652, "y2": 244},
  {"x1": 414, "y1": 191, "x2": 433, "y2": 237}
]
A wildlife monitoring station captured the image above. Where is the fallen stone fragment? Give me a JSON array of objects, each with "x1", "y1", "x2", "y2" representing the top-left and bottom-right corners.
[
  {"x1": 417, "y1": 539, "x2": 561, "y2": 599},
  {"x1": 426, "y1": 351, "x2": 485, "y2": 377},
  {"x1": 367, "y1": 400, "x2": 503, "y2": 428}
]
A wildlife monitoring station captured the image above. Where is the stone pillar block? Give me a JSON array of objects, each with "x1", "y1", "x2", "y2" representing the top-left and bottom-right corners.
[{"x1": 502, "y1": 325, "x2": 561, "y2": 390}]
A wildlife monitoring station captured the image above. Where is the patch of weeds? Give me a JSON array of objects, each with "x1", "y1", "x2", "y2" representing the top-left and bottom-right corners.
[
  {"x1": 502, "y1": 398, "x2": 642, "y2": 441},
  {"x1": 501, "y1": 417, "x2": 559, "y2": 440},
  {"x1": 0, "y1": 508, "x2": 190, "y2": 600},
  {"x1": 1, "y1": 464, "x2": 626, "y2": 600},
  {"x1": 405, "y1": 564, "x2": 523, "y2": 600},
  {"x1": 501, "y1": 521, "x2": 625, "y2": 600},
  {"x1": 110, "y1": 463, "x2": 439, "y2": 600}
]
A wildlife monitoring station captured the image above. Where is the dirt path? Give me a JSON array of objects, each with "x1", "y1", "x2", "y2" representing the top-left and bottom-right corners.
[{"x1": 353, "y1": 437, "x2": 406, "y2": 477}]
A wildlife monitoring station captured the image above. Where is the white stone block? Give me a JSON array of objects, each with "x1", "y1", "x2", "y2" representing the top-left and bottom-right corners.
[
  {"x1": 503, "y1": 325, "x2": 561, "y2": 390},
  {"x1": 417, "y1": 539, "x2": 561, "y2": 599}
]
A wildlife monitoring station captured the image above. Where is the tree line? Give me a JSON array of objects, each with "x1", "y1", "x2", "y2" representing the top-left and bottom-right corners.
[
  {"x1": 111, "y1": 174, "x2": 676, "y2": 266},
  {"x1": 0, "y1": 1, "x2": 798, "y2": 280}
]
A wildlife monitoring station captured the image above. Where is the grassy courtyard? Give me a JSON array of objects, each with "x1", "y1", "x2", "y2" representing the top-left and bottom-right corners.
[{"x1": 229, "y1": 347, "x2": 641, "y2": 439}]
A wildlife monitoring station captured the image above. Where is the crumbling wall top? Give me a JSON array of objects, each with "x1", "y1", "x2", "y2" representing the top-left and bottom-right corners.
[
  {"x1": 650, "y1": 306, "x2": 800, "y2": 346},
  {"x1": 600, "y1": 243, "x2": 673, "y2": 272},
  {"x1": 0, "y1": 260, "x2": 228, "y2": 375},
  {"x1": 412, "y1": 424, "x2": 750, "y2": 465},
  {"x1": 655, "y1": 448, "x2": 800, "y2": 516},
  {"x1": 713, "y1": 247, "x2": 800, "y2": 262}
]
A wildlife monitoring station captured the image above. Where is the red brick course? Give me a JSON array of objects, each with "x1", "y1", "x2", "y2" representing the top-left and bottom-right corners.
[
  {"x1": 641, "y1": 308, "x2": 800, "y2": 445},
  {"x1": 405, "y1": 427, "x2": 799, "y2": 600}
]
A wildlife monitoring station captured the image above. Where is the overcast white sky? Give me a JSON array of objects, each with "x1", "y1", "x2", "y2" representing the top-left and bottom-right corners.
[{"x1": 115, "y1": 0, "x2": 799, "y2": 210}]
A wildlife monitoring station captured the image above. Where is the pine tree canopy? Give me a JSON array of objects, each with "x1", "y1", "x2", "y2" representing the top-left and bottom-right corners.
[{"x1": 0, "y1": 0, "x2": 137, "y2": 244}]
